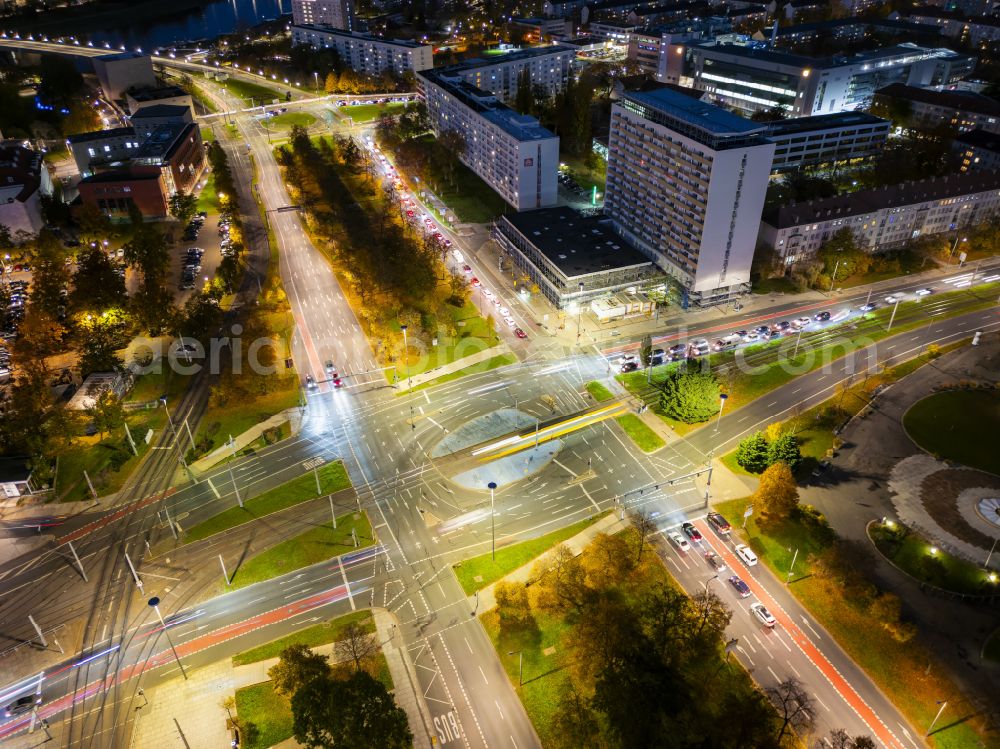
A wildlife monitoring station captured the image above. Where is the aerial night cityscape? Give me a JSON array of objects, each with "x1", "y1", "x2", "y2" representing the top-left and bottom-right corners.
[{"x1": 0, "y1": 0, "x2": 998, "y2": 747}]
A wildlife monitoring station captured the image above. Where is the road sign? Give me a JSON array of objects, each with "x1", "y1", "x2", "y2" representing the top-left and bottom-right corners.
[{"x1": 743, "y1": 505, "x2": 754, "y2": 518}]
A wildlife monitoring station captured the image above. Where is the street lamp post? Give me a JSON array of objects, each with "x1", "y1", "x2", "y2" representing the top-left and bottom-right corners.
[
  {"x1": 148, "y1": 597, "x2": 188, "y2": 681},
  {"x1": 488, "y1": 481, "x2": 497, "y2": 561},
  {"x1": 887, "y1": 298, "x2": 902, "y2": 332},
  {"x1": 401, "y1": 325, "x2": 415, "y2": 428},
  {"x1": 829, "y1": 259, "x2": 841, "y2": 292},
  {"x1": 927, "y1": 700, "x2": 948, "y2": 737},
  {"x1": 508, "y1": 650, "x2": 523, "y2": 686},
  {"x1": 576, "y1": 282, "x2": 584, "y2": 345},
  {"x1": 715, "y1": 393, "x2": 729, "y2": 432},
  {"x1": 786, "y1": 547, "x2": 799, "y2": 585},
  {"x1": 701, "y1": 574, "x2": 719, "y2": 592},
  {"x1": 948, "y1": 235, "x2": 967, "y2": 263}
]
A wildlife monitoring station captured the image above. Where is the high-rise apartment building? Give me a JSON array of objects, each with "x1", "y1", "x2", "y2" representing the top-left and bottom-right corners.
[
  {"x1": 291, "y1": 26, "x2": 434, "y2": 76},
  {"x1": 432, "y1": 46, "x2": 575, "y2": 105},
  {"x1": 291, "y1": 0, "x2": 355, "y2": 31},
  {"x1": 605, "y1": 87, "x2": 775, "y2": 305}
]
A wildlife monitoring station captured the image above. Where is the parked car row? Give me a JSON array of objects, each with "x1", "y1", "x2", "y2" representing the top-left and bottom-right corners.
[
  {"x1": 180, "y1": 248, "x2": 203, "y2": 290},
  {"x1": 182, "y1": 212, "x2": 206, "y2": 242},
  {"x1": 2, "y1": 279, "x2": 28, "y2": 343}
]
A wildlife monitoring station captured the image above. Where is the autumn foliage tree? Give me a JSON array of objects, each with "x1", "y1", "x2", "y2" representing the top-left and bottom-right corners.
[{"x1": 752, "y1": 462, "x2": 800, "y2": 527}]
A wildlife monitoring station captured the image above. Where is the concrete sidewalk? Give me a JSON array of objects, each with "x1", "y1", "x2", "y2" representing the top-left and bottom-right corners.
[
  {"x1": 472, "y1": 511, "x2": 627, "y2": 612},
  {"x1": 393, "y1": 343, "x2": 512, "y2": 394},
  {"x1": 191, "y1": 406, "x2": 304, "y2": 474}
]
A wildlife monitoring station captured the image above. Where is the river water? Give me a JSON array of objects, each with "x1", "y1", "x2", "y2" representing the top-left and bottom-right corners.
[{"x1": 85, "y1": 0, "x2": 291, "y2": 50}]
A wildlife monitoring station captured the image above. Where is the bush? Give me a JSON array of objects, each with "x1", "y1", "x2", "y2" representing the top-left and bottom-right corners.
[
  {"x1": 660, "y1": 370, "x2": 720, "y2": 424},
  {"x1": 735, "y1": 432, "x2": 769, "y2": 473},
  {"x1": 767, "y1": 434, "x2": 802, "y2": 472}
]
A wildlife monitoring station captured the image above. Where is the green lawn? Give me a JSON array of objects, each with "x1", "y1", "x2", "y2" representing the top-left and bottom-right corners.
[
  {"x1": 196, "y1": 168, "x2": 218, "y2": 214},
  {"x1": 235, "y1": 681, "x2": 293, "y2": 749},
  {"x1": 200, "y1": 126, "x2": 215, "y2": 143},
  {"x1": 751, "y1": 275, "x2": 801, "y2": 295},
  {"x1": 714, "y1": 498, "x2": 988, "y2": 749},
  {"x1": 267, "y1": 112, "x2": 316, "y2": 130},
  {"x1": 560, "y1": 152, "x2": 607, "y2": 193},
  {"x1": 193, "y1": 375, "x2": 301, "y2": 460},
  {"x1": 404, "y1": 354, "x2": 516, "y2": 392},
  {"x1": 218, "y1": 76, "x2": 287, "y2": 105},
  {"x1": 227, "y1": 511, "x2": 373, "y2": 591},
  {"x1": 341, "y1": 101, "x2": 406, "y2": 123},
  {"x1": 453, "y1": 513, "x2": 608, "y2": 595},
  {"x1": 585, "y1": 380, "x2": 614, "y2": 402},
  {"x1": 615, "y1": 413, "x2": 665, "y2": 453},
  {"x1": 870, "y1": 522, "x2": 999, "y2": 595},
  {"x1": 391, "y1": 300, "x2": 502, "y2": 380},
  {"x1": 184, "y1": 461, "x2": 352, "y2": 542},
  {"x1": 903, "y1": 390, "x2": 1000, "y2": 474},
  {"x1": 233, "y1": 611, "x2": 375, "y2": 666}
]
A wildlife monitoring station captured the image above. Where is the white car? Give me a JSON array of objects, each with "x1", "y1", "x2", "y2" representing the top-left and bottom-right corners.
[
  {"x1": 499, "y1": 307, "x2": 510, "y2": 317},
  {"x1": 885, "y1": 295, "x2": 901, "y2": 304},
  {"x1": 915, "y1": 287, "x2": 933, "y2": 296},
  {"x1": 792, "y1": 317, "x2": 811, "y2": 328},
  {"x1": 734, "y1": 544, "x2": 758, "y2": 566},
  {"x1": 483, "y1": 288, "x2": 494, "y2": 298},
  {"x1": 504, "y1": 316, "x2": 516, "y2": 327},
  {"x1": 668, "y1": 531, "x2": 691, "y2": 552},
  {"x1": 451, "y1": 249, "x2": 464, "y2": 264},
  {"x1": 750, "y1": 602, "x2": 776, "y2": 628}
]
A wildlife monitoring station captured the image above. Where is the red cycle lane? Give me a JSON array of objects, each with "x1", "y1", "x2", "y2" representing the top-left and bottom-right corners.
[
  {"x1": 696, "y1": 520, "x2": 909, "y2": 749},
  {"x1": 55, "y1": 487, "x2": 178, "y2": 547},
  {"x1": 0, "y1": 583, "x2": 351, "y2": 741}
]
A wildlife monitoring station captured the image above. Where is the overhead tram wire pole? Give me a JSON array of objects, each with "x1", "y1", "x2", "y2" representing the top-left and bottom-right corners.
[
  {"x1": 148, "y1": 597, "x2": 188, "y2": 681},
  {"x1": 401, "y1": 325, "x2": 414, "y2": 429},
  {"x1": 488, "y1": 482, "x2": 498, "y2": 561}
]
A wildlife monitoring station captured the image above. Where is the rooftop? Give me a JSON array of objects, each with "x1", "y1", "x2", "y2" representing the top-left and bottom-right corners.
[
  {"x1": 765, "y1": 111, "x2": 890, "y2": 137},
  {"x1": 78, "y1": 169, "x2": 163, "y2": 184},
  {"x1": 954, "y1": 128, "x2": 1000, "y2": 152},
  {"x1": 692, "y1": 40, "x2": 970, "y2": 69},
  {"x1": 439, "y1": 45, "x2": 574, "y2": 74},
  {"x1": 763, "y1": 170, "x2": 1000, "y2": 228},
  {"x1": 419, "y1": 70, "x2": 557, "y2": 142},
  {"x1": 67, "y1": 127, "x2": 135, "y2": 145},
  {"x1": 292, "y1": 24, "x2": 429, "y2": 48},
  {"x1": 129, "y1": 104, "x2": 192, "y2": 120},
  {"x1": 502, "y1": 207, "x2": 652, "y2": 279},
  {"x1": 127, "y1": 85, "x2": 188, "y2": 102},
  {"x1": 0, "y1": 456, "x2": 31, "y2": 484},
  {"x1": 876, "y1": 82, "x2": 1000, "y2": 115},
  {"x1": 774, "y1": 17, "x2": 942, "y2": 36},
  {"x1": 623, "y1": 85, "x2": 766, "y2": 137},
  {"x1": 0, "y1": 144, "x2": 44, "y2": 202},
  {"x1": 134, "y1": 123, "x2": 195, "y2": 160}
]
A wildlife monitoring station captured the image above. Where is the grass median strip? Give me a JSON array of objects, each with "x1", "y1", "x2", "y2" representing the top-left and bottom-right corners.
[
  {"x1": 184, "y1": 461, "x2": 351, "y2": 543},
  {"x1": 585, "y1": 380, "x2": 614, "y2": 402},
  {"x1": 233, "y1": 611, "x2": 375, "y2": 666},
  {"x1": 235, "y1": 681, "x2": 292, "y2": 749},
  {"x1": 454, "y1": 513, "x2": 608, "y2": 595},
  {"x1": 226, "y1": 511, "x2": 373, "y2": 591},
  {"x1": 615, "y1": 413, "x2": 665, "y2": 453}
]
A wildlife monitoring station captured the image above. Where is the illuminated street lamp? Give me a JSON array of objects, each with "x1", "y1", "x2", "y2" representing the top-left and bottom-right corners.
[
  {"x1": 488, "y1": 481, "x2": 497, "y2": 560},
  {"x1": 715, "y1": 393, "x2": 729, "y2": 431}
]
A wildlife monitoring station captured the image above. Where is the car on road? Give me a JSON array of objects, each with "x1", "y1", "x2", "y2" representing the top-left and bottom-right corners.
[
  {"x1": 688, "y1": 338, "x2": 710, "y2": 357},
  {"x1": 668, "y1": 343, "x2": 687, "y2": 356},
  {"x1": 813, "y1": 310, "x2": 831, "y2": 322},
  {"x1": 735, "y1": 544, "x2": 758, "y2": 566},
  {"x1": 750, "y1": 602, "x2": 776, "y2": 628},
  {"x1": 705, "y1": 551, "x2": 726, "y2": 573},
  {"x1": 620, "y1": 361, "x2": 638, "y2": 372},
  {"x1": 775, "y1": 320, "x2": 791, "y2": 331},
  {"x1": 325, "y1": 360, "x2": 336, "y2": 375},
  {"x1": 514, "y1": 328, "x2": 527, "y2": 339},
  {"x1": 667, "y1": 531, "x2": 690, "y2": 552},
  {"x1": 915, "y1": 287, "x2": 933, "y2": 296},
  {"x1": 4, "y1": 694, "x2": 39, "y2": 718},
  {"x1": 451, "y1": 249, "x2": 464, "y2": 263},
  {"x1": 462, "y1": 265, "x2": 472, "y2": 274},
  {"x1": 792, "y1": 316, "x2": 811, "y2": 328},
  {"x1": 305, "y1": 374, "x2": 317, "y2": 390},
  {"x1": 754, "y1": 325, "x2": 771, "y2": 338},
  {"x1": 885, "y1": 295, "x2": 901, "y2": 304},
  {"x1": 707, "y1": 512, "x2": 731, "y2": 534},
  {"x1": 681, "y1": 522, "x2": 702, "y2": 542},
  {"x1": 728, "y1": 575, "x2": 751, "y2": 597},
  {"x1": 499, "y1": 306, "x2": 510, "y2": 317},
  {"x1": 504, "y1": 316, "x2": 516, "y2": 327},
  {"x1": 858, "y1": 302, "x2": 877, "y2": 312}
]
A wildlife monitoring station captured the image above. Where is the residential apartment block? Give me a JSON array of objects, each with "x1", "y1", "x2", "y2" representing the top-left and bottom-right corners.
[
  {"x1": 605, "y1": 87, "x2": 775, "y2": 305},
  {"x1": 418, "y1": 69, "x2": 559, "y2": 211},
  {"x1": 759, "y1": 171, "x2": 1000, "y2": 261},
  {"x1": 687, "y1": 42, "x2": 975, "y2": 116},
  {"x1": 432, "y1": 46, "x2": 575, "y2": 105},
  {"x1": 765, "y1": 112, "x2": 891, "y2": 172},
  {"x1": 953, "y1": 129, "x2": 1000, "y2": 172},
  {"x1": 291, "y1": 0, "x2": 355, "y2": 30},
  {"x1": 874, "y1": 83, "x2": 1000, "y2": 134},
  {"x1": 291, "y1": 26, "x2": 433, "y2": 75},
  {"x1": 0, "y1": 144, "x2": 52, "y2": 234},
  {"x1": 905, "y1": 7, "x2": 1000, "y2": 49}
]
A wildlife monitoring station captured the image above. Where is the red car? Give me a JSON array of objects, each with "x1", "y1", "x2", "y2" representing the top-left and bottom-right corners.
[
  {"x1": 471, "y1": 277, "x2": 480, "y2": 287},
  {"x1": 406, "y1": 210, "x2": 414, "y2": 218},
  {"x1": 514, "y1": 328, "x2": 527, "y2": 339}
]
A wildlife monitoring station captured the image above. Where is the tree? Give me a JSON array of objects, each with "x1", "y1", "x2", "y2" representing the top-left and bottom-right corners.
[
  {"x1": 169, "y1": 192, "x2": 198, "y2": 225},
  {"x1": 77, "y1": 309, "x2": 127, "y2": 375},
  {"x1": 70, "y1": 246, "x2": 128, "y2": 314},
  {"x1": 267, "y1": 644, "x2": 331, "y2": 698},
  {"x1": 824, "y1": 728, "x2": 877, "y2": 749},
  {"x1": 324, "y1": 71, "x2": 338, "y2": 93},
  {"x1": 530, "y1": 545, "x2": 589, "y2": 614},
  {"x1": 437, "y1": 129, "x2": 466, "y2": 187},
  {"x1": 735, "y1": 432, "x2": 770, "y2": 473},
  {"x1": 334, "y1": 622, "x2": 379, "y2": 672},
  {"x1": 630, "y1": 509, "x2": 657, "y2": 563},
  {"x1": 87, "y1": 389, "x2": 125, "y2": 440},
  {"x1": 763, "y1": 421, "x2": 784, "y2": 442},
  {"x1": 550, "y1": 686, "x2": 600, "y2": 749},
  {"x1": 291, "y1": 671, "x2": 411, "y2": 749},
  {"x1": 27, "y1": 231, "x2": 70, "y2": 320},
  {"x1": 660, "y1": 370, "x2": 720, "y2": 423},
  {"x1": 691, "y1": 588, "x2": 732, "y2": 639},
  {"x1": 766, "y1": 678, "x2": 815, "y2": 743},
  {"x1": 767, "y1": 433, "x2": 802, "y2": 472},
  {"x1": 514, "y1": 68, "x2": 533, "y2": 114},
  {"x1": 752, "y1": 462, "x2": 799, "y2": 527},
  {"x1": 494, "y1": 580, "x2": 532, "y2": 627},
  {"x1": 639, "y1": 333, "x2": 653, "y2": 367},
  {"x1": 581, "y1": 532, "x2": 634, "y2": 588}
]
